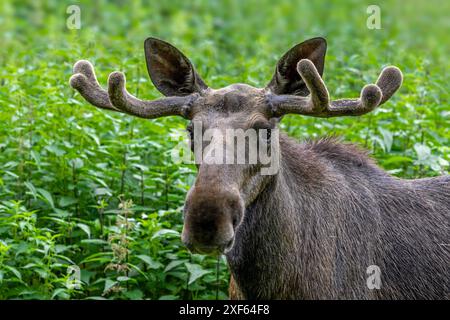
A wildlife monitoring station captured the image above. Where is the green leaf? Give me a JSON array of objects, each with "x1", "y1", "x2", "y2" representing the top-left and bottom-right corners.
[
  {"x1": 123, "y1": 289, "x2": 144, "y2": 300},
  {"x1": 151, "y1": 229, "x2": 180, "y2": 240},
  {"x1": 4, "y1": 265, "x2": 22, "y2": 280},
  {"x1": 164, "y1": 259, "x2": 188, "y2": 273},
  {"x1": 136, "y1": 255, "x2": 163, "y2": 269},
  {"x1": 46, "y1": 145, "x2": 65, "y2": 156},
  {"x1": 51, "y1": 288, "x2": 69, "y2": 299},
  {"x1": 87, "y1": 132, "x2": 100, "y2": 146},
  {"x1": 103, "y1": 279, "x2": 118, "y2": 294},
  {"x1": 22, "y1": 263, "x2": 38, "y2": 269},
  {"x1": 59, "y1": 197, "x2": 78, "y2": 207},
  {"x1": 414, "y1": 143, "x2": 431, "y2": 162},
  {"x1": 383, "y1": 156, "x2": 413, "y2": 166},
  {"x1": 24, "y1": 181, "x2": 37, "y2": 199},
  {"x1": 36, "y1": 188, "x2": 55, "y2": 208},
  {"x1": 80, "y1": 252, "x2": 113, "y2": 264},
  {"x1": 69, "y1": 158, "x2": 84, "y2": 169},
  {"x1": 438, "y1": 157, "x2": 449, "y2": 167},
  {"x1": 51, "y1": 209, "x2": 71, "y2": 218},
  {"x1": 117, "y1": 276, "x2": 131, "y2": 282},
  {"x1": 94, "y1": 188, "x2": 112, "y2": 196},
  {"x1": 76, "y1": 223, "x2": 91, "y2": 238},
  {"x1": 379, "y1": 128, "x2": 393, "y2": 153},
  {"x1": 185, "y1": 262, "x2": 211, "y2": 285},
  {"x1": 80, "y1": 239, "x2": 108, "y2": 245}
]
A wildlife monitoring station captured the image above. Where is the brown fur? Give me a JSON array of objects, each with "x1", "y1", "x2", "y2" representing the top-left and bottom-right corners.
[{"x1": 225, "y1": 135, "x2": 449, "y2": 299}]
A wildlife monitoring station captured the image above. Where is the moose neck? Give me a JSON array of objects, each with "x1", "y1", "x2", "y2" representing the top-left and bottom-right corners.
[
  {"x1": 225, "y1": 133, "x2": 385, "y2": 299},
  {"x1": 226, "y1": 134, "x2": 323, "y2": 299}
]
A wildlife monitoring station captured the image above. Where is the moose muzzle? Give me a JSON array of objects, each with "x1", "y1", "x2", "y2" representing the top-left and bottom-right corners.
[{"x1": 182, "y1": 183, "x2": 244, "y2": 255}]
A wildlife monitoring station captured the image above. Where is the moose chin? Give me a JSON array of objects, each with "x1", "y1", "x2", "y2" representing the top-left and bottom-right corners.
[{"x1": 70, "y1": 37, "x2": 449, "y2": 300}]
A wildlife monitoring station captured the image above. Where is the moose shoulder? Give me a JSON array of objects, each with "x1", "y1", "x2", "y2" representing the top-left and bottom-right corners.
[{"x1": 70, "y1": 37, "x2": 449, "y2": 299}]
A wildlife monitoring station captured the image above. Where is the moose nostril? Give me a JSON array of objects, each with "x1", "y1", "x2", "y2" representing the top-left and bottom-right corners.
[
  {"x1": 232, "y1": 216, "x2": 238, "y2": 228},
  {"x1": 224, "y1": 237, "x2": 235, "y2": 253},
  {"x1": 232, "y1": 214, "x2": 242, "y2": 229}
]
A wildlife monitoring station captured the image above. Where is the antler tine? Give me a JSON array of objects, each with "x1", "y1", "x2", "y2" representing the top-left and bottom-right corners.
[
  {"x1": 70, "y1": 60, "x2": 197, "y2": 119},
  {"x1": 270, "y1": 59, "x2": 402, "y2": 118},
  {"x1": 69, "y1": 60, "x2": 117, "y2": 111},
  {"x1": 296, "y1": 59, "x2": 330, "y2": 114},
  {"x1": 107, "y1": 71, "x2": 195, "y2": 119},
  {"x1": 375, "y1": 66, "x2": 403, "y2": 104},
  {"x1": 298, "y1": 59, "x2": 382, "y2": 117}
]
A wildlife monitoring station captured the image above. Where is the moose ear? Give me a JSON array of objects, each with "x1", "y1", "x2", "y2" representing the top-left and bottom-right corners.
[
  {"x1": 144, "y1": 37, "x2": 208, "y2": 96},
  {"x1": 267, "y1": 37, "x2": 327, "y2": 96}
]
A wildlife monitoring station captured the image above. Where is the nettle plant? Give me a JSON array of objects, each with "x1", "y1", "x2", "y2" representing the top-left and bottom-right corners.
[{"x1": 70, "y1": 37, "x2": 449, "y2": 299}]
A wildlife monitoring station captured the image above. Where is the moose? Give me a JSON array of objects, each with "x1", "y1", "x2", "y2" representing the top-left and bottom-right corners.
[{"x1": 70, "y1": 37, "x2": 449, "y2": 299}]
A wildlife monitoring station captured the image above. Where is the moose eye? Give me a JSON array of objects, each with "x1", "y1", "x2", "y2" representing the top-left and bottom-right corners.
[
  {"x1": 253, "y1": 122, "x2": 273, "y2": 143},
  {"x1": 258, "y1": 128, "x2": 272, "y2": 146}
]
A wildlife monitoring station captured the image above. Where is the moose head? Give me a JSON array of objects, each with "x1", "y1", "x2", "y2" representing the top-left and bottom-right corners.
[{"x1": 70, "y1": 37, "x2": 402, "y2": 256}]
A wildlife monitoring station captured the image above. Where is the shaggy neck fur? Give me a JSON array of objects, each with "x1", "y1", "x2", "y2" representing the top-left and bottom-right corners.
[{"x1": 226, "y1": 134, "x2": 449, "y2": 299}]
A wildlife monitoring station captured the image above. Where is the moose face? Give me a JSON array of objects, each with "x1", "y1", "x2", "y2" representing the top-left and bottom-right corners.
[
  {"x1": 70, "y1": 37, "x2": 402, "y2": 255},
  {"x1": 181, "y1": 85, "x2": 278, "y2": 255},
  {"x1": 143, "y1": 37, "x2": 328, "y2": 255}
]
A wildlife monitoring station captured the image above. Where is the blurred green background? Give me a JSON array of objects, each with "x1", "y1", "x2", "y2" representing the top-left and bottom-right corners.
[{"x1": 0, "y1": 0, "x2": 448, "y2": 299}]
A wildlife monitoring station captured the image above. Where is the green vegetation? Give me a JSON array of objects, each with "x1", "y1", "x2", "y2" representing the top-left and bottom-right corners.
[{"x1": 0, "y1": 0, "x2": 448, "y2": 299}]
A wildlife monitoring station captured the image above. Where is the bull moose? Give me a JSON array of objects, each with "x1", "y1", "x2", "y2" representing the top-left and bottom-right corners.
[{"x1": 70, "y1": 37, "x2": 449, "y2": 299}]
